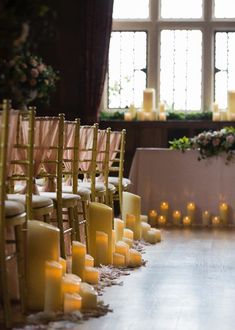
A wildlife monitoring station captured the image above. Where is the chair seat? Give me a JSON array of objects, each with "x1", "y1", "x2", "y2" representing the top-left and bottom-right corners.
[
  {"x1": 40, "y1": 192, "x2": 81, "y2": 208},
  {"x1": 7, "y1": 194, "x2": 53, "y2": 209},
  {"x1": 79, "y1": 181, "x2": 106, "y2": 193},
  {"x1": 5, "y1": 200, "x2": 25, "y2": 217},
  {"x1": 108, "y1": 177, "x2": 131, "y2": 190},
  {"x1": 62, "y1": 185, "x2": 91, "y2": 199}
]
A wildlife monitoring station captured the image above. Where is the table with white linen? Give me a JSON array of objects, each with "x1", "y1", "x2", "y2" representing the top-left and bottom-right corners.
[{"x1": 129, "y1": 148, "x2": 235, "y2": 225}]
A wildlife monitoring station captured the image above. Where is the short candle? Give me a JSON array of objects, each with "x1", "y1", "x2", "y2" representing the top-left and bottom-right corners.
[
  {"x1": 202, "y1": 210, "x2": 211, "y2": 226},
  {"x1": 128, "y1": 249, "x2": 142, "y2": 268},
  {"x1": 160, "y1": 201, "x2": 169, "y2": 218},
  {"x1": 172, "y1": 210, "x2": 181, "y2": 226},
  {"x1": 141, "y1": 222, "x2": 151, "y2": 241},
  {"x1": 80, "y1": 282, "x2": 98, "y2": 309},
  {"x1": 187, "y1": 202, "x2": 196, "y2": 223},
  {"x1": 212, "y1": 216, "x2": 221, "y2": 227},
  {"x1": 113, "y1": 253, "x2": 125, "y2": 267},
  {"x1": 62, "y1": 273, "x2": 81, "y2": 297},
  {"x1": 148, "y1": 209, "x2": 158, "y2": 227},
  {"x1": 140, "y1": 214, "x2": 148, "y2": 223},
  {"x1": 183, "y1": 216, "x2": 192, "y2": 226},
  {"x1": 158, "y1": 215, "x2": 167, "y2": 226},
  {"x1": 115, "y1": 241, "x2": 130, "y2": 265},
  {"x1": 95, "y1": 231, "x2": 108, "y2": 266},
  {"x1": 219, "y1": 202, "x2": 228, "y2": 226},
  {"x1": 83, "y1": 266, "x2": 99, "y2": 284},
  {"x1": 146, "y1": 228, "x2": 161, "y2": 244},
  {"x1": 85, "y1": 254, "x2": 94, "y2": 267},
  {"x1": 64, "y1": 293, "x2": 82, "y2": 313},
  {"x1": 44, "y1": 260, "x2": 63, "y2": 312},
  {"x1": 122, "y1": 236, "x2": 133, "y2": 248}
]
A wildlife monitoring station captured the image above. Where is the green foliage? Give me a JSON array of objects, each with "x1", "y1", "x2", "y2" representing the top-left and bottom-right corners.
[
  {"x1": 167, "y1": 111, "x2": 212, "y2": 120},
  {"x1": 169, "y1": 136, "x2": 192, "y2": 152},
  {"x1": 99, "y1": 111, "x2": 124, "y2": 120}
]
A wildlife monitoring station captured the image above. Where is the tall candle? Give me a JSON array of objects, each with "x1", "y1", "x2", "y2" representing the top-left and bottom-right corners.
[
  {"x1": 115, "y1": 241, "x2": 130, "y2": 265},
  {"x1": 80, "y1": 282, "x2": 98, "y2": 309},
  {"x1": 148, "y1": 209, "x2": 158, "y2": 227},
  {"x1": 113, "y1": 253, "x2": 125, "y2": 267},
  {"x1": 128, "y1": 249, "x2": 142, "y2": 268},
  {"x1": 126, "y1": 214, "x2": 136, "y2": 233},
  {"x1": 122, "y1": 192, "x2": 141, "y2": 240},
  {"x1": 141, "y1": 222, "x2": 151, "y2": 241},
  {"x1": 27, "y1": 220, "x2": 60, "y2": 310},
  {"x1": 59, "y1": 257, "x2": 67, "y2": 275},
  {"x1": 219, "y1": 202, "x2": 228, "y2": 226},
  {"x1": 87, "y1": 202, "x2": 113, "y2": 264},
  {"x1": 160, "y1": 201, "x2": 169, "y2": 218},
  {"x1": 44, "y1": 260, "x2": 62, "y2": 312},
  {"x1": 114, "y1": 218, "x2": 124, "y2": 242},
  {"x1": 95, "y1": 231, "x2": 108, "y2": 266},
  {"x1": 227, "y1": 90, "x2": 235, "y2": 114},
  {"x1": 83, "y1": 266, "x2": 99, "y2": 284},
  {"x1": 172, "y1": 210, "x2": 181, "y2": 226},
  {"x1": 143, "y1": 88, "x2": 155, "y2": 112},
  {"x1": 187, "y1": 202, "x2": 196, "y2": 223},
  {"x1": 202, "y1": 210, "x2": 211, "y2": 226},
  {"x1": 64, "y1": 293, "x2": 82, "y2": 313},
  {"x1": 72, "y1": 241, "x2": 86, "y2": 280}
]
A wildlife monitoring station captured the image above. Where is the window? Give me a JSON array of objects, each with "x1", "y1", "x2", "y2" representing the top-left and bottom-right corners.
[{"x1": 105, "y1": 0, "x2": 235, "y2": 112}]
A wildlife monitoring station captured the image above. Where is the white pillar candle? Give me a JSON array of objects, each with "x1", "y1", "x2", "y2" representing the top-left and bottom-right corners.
[
  {"x1": 80, "y1": 282, "x2": 98, "y2": 309},
  {"x1": 72, "y1": 241, "x2": 86, "y2": 280},
  {"x1": 158, "y1": 102, "x2": 165, "y2": 113},
  {"x1": 62, "y1": 273, "x2": 81, "y2": 296},
  {"x1": 44, "y1": 260, "x2": 62, "y2": 312},
  {"x1": 123, "y1": 228, "x2": 134, "y2": 240},
  {"x1": 122, "y1": 236, "x2": 133, "y2": 248},
  {"x1": 148, "y1": 209, "x2": 158, "y2": 227},
  {"x1": 187, "y1": 202, "x2": 196, "y2": 223},
  {"x1": 95, "y1": 231, "x2": 108, "y2": 266},
  {"x1": 228, "y1": 90, "x2": 235, "y2": 114},
  {"x1": 59, "y1": 257, "x2": 67, "y2": 275},
  {"x1": 122, "y1": 192, "x2": 141, "y2": 240},
  {"x1": 115, "y1": 241, "x2": 130, "y2": 265},
  {"x1": 85, "y1": 254, "x2": 94, "y2": 267},
  {"x1": 143, "y1": 88, "x2": 155, "y2": 112},
  {"x1": 114, "y1": 218, "x2": 124, "y2": 242},
  {"x1": 113, "y1": 253, "x2": 125, "y2": 267},
  {"x1": 160, "y1": 201, "x2": 169, "y2": 218},
  {"x1": 159, "y1": 112, "x2": 167, "y2": 121},
  {"x1": 146, "y1": 228, "x2": 161, "y2": 244},
  {"x1": 141, "y1": 222, "x2": 151, "y2": 241},
  {"x1": 27, "y1": 220, "x2": 60, "y2": 310},
  {"x1": 219, "y1": 202, "x2": 228, "y2": 226},
  {"x1": 64, "y1": 293, "x2": 82, "y2": 313},
  {"x1": 87, "y1": 202, "x2": 113, "y2": 265},
  {"x1": 212, "y1": 102, "x2": 219, "y2": 113},
  {"x1": 183, "y1": 215, "x2": 192, "y2": 226},
  {"x1": 140, "y1": 214, "x2": 148, "y2": 223},
  {"x1": 128, "y1": 249, "x2": 142, "y2": 268},
  {"x1": 212, "y1": 215, "x2": 221, "y2": 227},
  {"x1": 83, "y1": 266, "x2": 99, "y2": 284},
  {"x1": 172, "y1": 210, "x2": 182, "y2": 226},
  {"x1": 126, "y1": 214, "x2": 136, "y2": 233},
  {"x1": 136, "y1": 109, "x2": 145, "y2": 121},
  {"x1": 124, "y1": 112, "x2": 132, "y2": 121},
  {"x1": 202, "y1": 210, "x2": 211, "y2": 226},
  {"x1": 158, "y1": 215, "x2": 167, "y2": 226},
  {"x1": 212, "y1": 112, "x2": 220, "y2": 121}
]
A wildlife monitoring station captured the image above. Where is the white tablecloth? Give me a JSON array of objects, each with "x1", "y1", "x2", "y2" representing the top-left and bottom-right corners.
[{"x1": 129, "y1": 148, "x2": 235, "y2": 225}]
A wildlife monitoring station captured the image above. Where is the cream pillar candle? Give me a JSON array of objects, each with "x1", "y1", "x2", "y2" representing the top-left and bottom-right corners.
[
  {"x1": 187, "y1": 202, "x2": 196, "y2": 223},
  {"x1": 27, "y1": 220, "x2": 60, "y2": 310},
  {"x1": 62, "y1": 273, "x2": 81, "y2": 296},
  {"x1": 146, "y1": 228, "x2": 161, "y2": 244},
  {"x1": 172, "y1": 210, "x2": 182, "y2": 226},
  {"x1": 128, "y1": 249, "x2": 142, "y2": 268},
  {"x1": 64, "y1": 293, "x2": 82, "y2": 313},
  {"x1": 183, "y1": 215, "x2": 192, "y2": 226},
  {"x1": 158, "y1": 215, "x2": 167, "y2": 226},
  {"x1": 123, "y1": 228, "x2": 134, "y2": 240},
  {"x1": 113, "y1": 253, "x2": 125, "y2": 267},
  {"x1": 219, "y1": 202, "x2": 228, "y2": 226},
  {"x1": 159, "y1": 112, "x2": 167, "y2": 121},
  {"x1": 115, "y1": 241, "x2": 130, "y2": 265},
  {"x1": 85, "y1": 254, "x2": 94, "y2": 267},
  {"x1": 83, "y1": 266, "x2": 99, "y2": 284},
  {"x1": 112, "y1": 229, "x2": 116, "y2": 254},
  {"x1": 158, "y1": 102, "x2": 165, "y2": 113},
  {"x1": 87, "y1": 202, "x2": 113, "y2": 265},
  {"x1": 212, "y1": 112, "x2": 220, "y2": 121},
  {"x1": 59, "y1": 257, "x2": 67, "y2": 275},
  {"x1": 44, "y1": 260, "x2": 63, "y2": 312},
  {"x1": 126, "y1": 214, "x2": 136, "y2": 233},
  {"x1": 202, "y1": 210, "x2": 211, "y2": 226},
  {"x1": 140, "y1": 214, "x2": 148, "y2": 223},
  {"x1": 160, "y1": 201, "x2": 169, "y2": 218},
  {"x1": 114, "y1": 218, "x2": 124, "y2": 242},
  {"x1": 122, "y1": 236, "x2": 133, "y2": 248},
  {"x1": 143, "y1": 88, "x2": 155, "y2": 112},
  {"x1": 141, "y1": 222, "x2": 151, "y2": 241},
  {"x1": 212, "y1": 216, "x2": 221, "y2": 227},
  {"x1": 122, "y1": 192, "x2": 141, "y2": 240},
  {"x1": 228, "y1": 90, "x2": 235, "y2": 114},
  {"x1": 80, "y1": 282, "x2": 98, "y2": 309},
  {"x1": 72, "y1": 241, "x2": 86, "y2": 280},
  {"x1": 136, "y1": 109, "x2": 145, "y2": 121},
  {"x1": 95, "y1": 231, "x2": 108, "y2": 266},
  {"x1": 124, "y1": 112, "x2": 132, "y2": 121},
  {"x1": 148, "y1": 209, "x2": 158, "y2": 227}
]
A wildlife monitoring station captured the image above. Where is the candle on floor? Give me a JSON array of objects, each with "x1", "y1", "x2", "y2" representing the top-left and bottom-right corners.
[
  {"x1": 146, "y1": 228, "x2": 161, "y2": 244},
  {"x1": 172, "y1": 210, "x2": 181, "y2": 226},
  {"x1": 59, "y1": 257, "x2": 67, "y2": 275},
  {"x1": 115, "y1": 241, "x2": 130, "y2": 265},
  {"x1": 128, "y1": 249, "x2": 142, "y2": 268},
  {"x1": 95, "y1": 231, "x2": 108, "y2": 266},
  {"x1": 114, "y1": 218, "x2": 124, "y2": 242},
  {"x1": 141, "y1": 222, "x2": 151, "y2": 241},
  {"x1": 202, "y1": 210, "x2": 211, "y2": 227},
  {"x1": 148, "y1": 209, "x2": 158, "y2": 227},
  {"x1": 87, "y1": 202, "x2": 113, "y2": 265},
  {"x1": 27, "y1": 220, "x2": 60, "y2": 310},
  {"x1": 160, "y1": 201, "x2": 169, "y2": 218},
  {"x1": 122, "y1": 236, "x2": 133, "y2": 248},
  {"x1": 158, "y1": 215, "x2": 167, "y2": 226},
  {"x1": 62, "y1": 273, "x2": 81, "y2": 296},
  {"x1": 212, "y1": 216, "x2": 221, "y2": 227},
  {"x1": 80, "y1": 282, "x2": 98, "y2": 309},
  {"x1": 187, "y1": 202, "x2": 196, "y2": 223},
  {"x1": 123, "y1": 228, "x2": 134, "y2": 240},
  {"x1": 85, "y1": 254, "x2": 94, "y2": 267},
  {"x1": 83, "y1": 266, "x2": 99, "y2": 284},
  {"x1": 140, "y1": 214, "x2": 148, "y2": 223},
  {"x1": 44, "y1": 260, "x2": 63, "y2": 312},
  {"x1": 112, "y1": 229, "x2": 116, "y2": 253},
  {"x1": 64, "y1": 293, "x2": 82, "y2": 313},
  {"x1": 126, "y1": 214, "x2": 136, "y2": 233},
  {"x1": 219, "y1": 202, "x2": 228, "y2": 226},
  {"x1": 72, "y1": 241, "x2": 86, "y2": 280},
  {"x1": 122, "y1": 192, "x2": 141, "y2": 240},
  {"x1": 113, "y1": 253, "x2": 126, "y2": 267},
  {"x1": 183, "y1": 215, "x2": 192, "y2": 226}
]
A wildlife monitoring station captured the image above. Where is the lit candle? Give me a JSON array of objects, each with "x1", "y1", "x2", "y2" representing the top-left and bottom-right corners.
[
  {"x1": 128, "y1": 249, "x2": 142, "y2": 268},
  {"x1": 148, "y1": 209, "x2": 158, "y2": 227},
  {"x1": 160, "y1": 201, "x2": 169, "y2": 218},
  {"x1": 126, "y1": 214, "x2": 136, "y2": 233},
  {"x1": 44, "y1": 260, "x2": 63, "y2": 312},
  {"x1": 158, "y1": 215, "x2": 167, "y2": 226},
  {"x1": 87, "y1": 202, "x2": 113, "y2": 265},
  {"x1": 113, "y1": 253, "x2": 125, "y2": 267},
  {"x1": 143, "y1": 88, "x2": 155, "y2": 112},
  {"x1": 187, "y1": 202, "x2": 196, "y2": 223},
  {"x1": 146, "y1": 228, "x2": 161, "y2": 244},
  {"x1": 141, "y1": 222, "x2": 151, "y2": 241},
  {"x1": 140, "y1": 214, "x2": 148, "y2": 223},
  {"x1": 59, "y1": 257, "x2": 67, "y2": 275},
  {"x1": 212, "y1": 216, "x2": 221, "y2": 227},
  {"x1": 172, "y1": 210, "x2": 181, "y2": 226},
  {"x1": 219, "y1": 202, "x2": 228, "y2": 226},
  {"x1": 62, "y1": 273, "x2": 81, "y2": 296},
  {"x1": 122, "y1": 192, "x2": 141, "y2": 240},
  {"x1": 85, "y1": 254, "x2": 94, "y2": 267},
  {"x1": 124, "y1": 112, "x2": 132, "y2": 121},
  {"x1": 80, "y1": 282, "x2": 98, "y2": 309},
  {"x1": 83, "y1": 266, "x2": 99, "y2": 284},
  {"x1": 115, "y1": 241, "x2": 130, "y2": 265},
  {"x1": 72, "y1": 241, "x2": 86, "y2": 280},
  {"x1": 123, "y1": 228, "x2": 134, "y2": 240},
  {"x1": 64, "y1": 293, "x2": 82, "y2": 313},
  {"x1": 95, "y1": 231, "x2": 108, "y2": 266},
  {"x1": 122, "y1": 236, "x2": 133, "y2": 248},
  {"x1": 27, "y1": 220, "x2": 60, "y2": 310},
  {"x1": 114, "y1": 218, "x2": 124, "y2": 242},
  {"x1": 183, "y1": 215, "x2": 192, "y2": 226},
  {"x1": 202, "y1": 210, "x2": 211, "y2": 227}
]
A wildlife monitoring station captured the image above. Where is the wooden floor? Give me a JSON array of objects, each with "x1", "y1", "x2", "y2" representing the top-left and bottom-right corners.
[{"x1": 78, "y1": 229, "x2": 235, "y2": 330}]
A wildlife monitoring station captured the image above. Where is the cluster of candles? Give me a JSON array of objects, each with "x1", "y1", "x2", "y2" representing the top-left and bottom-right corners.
[
  {"x1": 148, "y1": 201, "x2": 229, "y2": 227},
  {"x1": 124, "y1": 88, "x2": 167, "y2": 121},
  {"x1": 212, "y1": 90, "x2": 235, "y2": 121}
]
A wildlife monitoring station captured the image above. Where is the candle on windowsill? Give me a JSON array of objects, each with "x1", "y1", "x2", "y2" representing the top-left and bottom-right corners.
[
  {"x1": 202, "y1": 210, "x2": 211, "y2": 227},
  {"x1": 124, "y1": 112, "x2": 132, "y2": 121},
  {"x1": 148, "y1": 209, "x2": 158, "y2": 227},
  {"x1": 172, "y1": 210, "x2": 181, "y2": 226},
  {"x1": 80, "y1": 282, "x2": 98, "y2": 309},
  {"x1": 159, "y1": 112, "x2": 167, "y2": 121},
  {"x1": 44, "y1": 260, "x2": 63, "y2": 312},
  {"x1": 187, "y1": 202, "x2": 196, "y2": 223},
  {"x1": 183, "y1": 215, "x2": 192, "y2": 226},
  {"x1": 113, "y1": 253, "x2": 125, "y2": 267},
  {"x1": 219, "y1": 202, "x2": 229, "y2": 226},
  {"x1": 95, "y1": 231, "x2": 108, "y2": 266},
  {"x1": 64, "y1": 293, "x2": 82, "y2": 313},
  {"x1": 143, "y1": 88, "x2": 155, "y2": 112}
]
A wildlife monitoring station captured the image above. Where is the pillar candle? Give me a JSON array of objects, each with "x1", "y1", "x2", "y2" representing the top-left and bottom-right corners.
[
  {"x1": 136, "y1": 110, "x2": 145, "y2": 121},
  {"x1": 141, "y1": 222, "x2": 151, "y2": 241},
  {"x1": 183, "y1": 215, "x2": 192, "y2": 226},
  {"x1": 212, "y1": 215, "x2": 221, "y2": 227},
  {"x1": 113, "y1": 253, "x2": 125, "y2": 267},
  {"x1": 172, "y1": 210, "x2": 182, "y2": 226},
  {"x1": 122, "y1": 192, "x2": 141, "y2": 240},
  {"x1": 187, "y1": 202, "x2": 195, "y2": 223},
  {"x1": 146, "y1": 228, "x2": 161, "y2": 244},
  {"x1": 64, "y1": 293, "x2": 82, "y2": 313},
  {"x1": 202, "y1": 210, "x2": 211, "y2": 226},
  {"x1": 114, "y1": 218, "x2": 124, "y2": 242},
  {"x1": 227, "y1": 90, "x2": 235, "y2": 114},
  {"x1": 124, "y1": 112, "x2": 132, "y2": 121},
  {"x1": 140, "y1": 214, "x2": 148, "y2": 223},
  {"x1": 27, "y1": 220, "x2": 60, "y2": 310},
  {"x1": 212, "y1": 102, "x2": 219, "y2": 113},
  {"x1": 126, "y1": 214, "x2": 136, "y2": 233},
  {"x1": 212, "y1": 112, "x2": 220, "y2": 121},
  {"x1": 128, "y1": 249, "x2": 142, "y2": 268},
  {"x1": 80, "y1": 282, "x2": 98, "y2": 309},
  {"x1": 123, "y1": 228, "x2": 134, "y2": 240},
  {"x1": 148, "y1": 209, "x2": 158, "y2": 227},
  {"x1": 160, "y1": 201, "x2": 169, "y2": 218},
  {"x1": 59, "y1": 257, "x2": 67, "y2": 275},
  {"x1": 158, "y1": 215, "x2": 167, "y2": 226},
  {"x1": 122, "y1": 236, "x2": 133, "y2": 248},
  {"x1": 62, "y1": 273, "x2": 81, "y2": 296},
  {"x1": 95, "y1": 231, "x2": 108, "y2": 266},
  {"x1": 72, "y1": 241, "x2": 86, "y2": 280},
  {"x1": 83, "y1": 266, "x2": 99, "y2": 284},
  {"x1": 143, "y1": 88, "x2": 155, "y2": 112},
  {"x1": 158, "y1": 102, "x2": 165, "y2": 113},
  {"x1": 112, "y1": 229, "x2": 116, "y2": 254},
  {"x1": 115, "y1": 241, "x2": 130, "y2": 265},
  {"x1": 159, "y1": 112, "x2": 167, "y2": 121},
  {"x1": 85, "y1": 254, "x2": 94, "y2": 267},
  {"x1": 219, "y1": 202, "x2": 228, "y2": 226},
  {"x1": 87, "y1": 202, "x2": 113, "y2": 264},
  {"x1": 44, "y1": 260, "x2": 63, "y2": 312}
]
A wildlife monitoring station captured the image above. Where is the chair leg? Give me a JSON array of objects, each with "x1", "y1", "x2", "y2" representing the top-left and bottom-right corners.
[
  {"x1": 55, "y1": 205, "x2": 66, "y2": 258},
  {"x1": 67, "y1": 207, "x2": 76, "y2": 242},
  {"x1": 73, "y1": 205, "x2": 81, "y2": 242}
]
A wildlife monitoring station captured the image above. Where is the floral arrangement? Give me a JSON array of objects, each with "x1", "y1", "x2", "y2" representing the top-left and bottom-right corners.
[
  {"x1": 6, "y1": 52, "x2": 59, "y2": 106},
  {"x1": 169, "y1": 127, "x2": 235, "y2": 163}
]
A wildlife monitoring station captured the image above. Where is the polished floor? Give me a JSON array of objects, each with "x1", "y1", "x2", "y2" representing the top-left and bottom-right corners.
[{"x1": 78, "y1": 229, "x2": 235, "y2": 330}]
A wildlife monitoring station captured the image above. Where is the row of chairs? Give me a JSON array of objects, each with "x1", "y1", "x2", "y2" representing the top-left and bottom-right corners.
[{"x1": 0, "y1": 99, "x2": 131, "y2": 328}]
